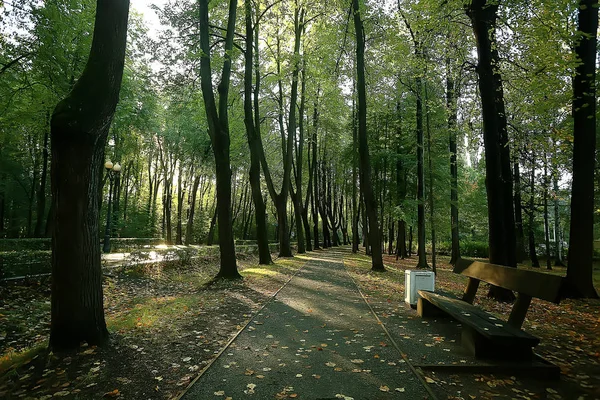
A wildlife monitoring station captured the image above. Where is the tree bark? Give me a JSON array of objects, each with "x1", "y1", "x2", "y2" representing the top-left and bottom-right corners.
[
  {"x1": 466, "y1": 0, "x2": 516, "y2": 301},
  {"x1": 353, "y1": 0, "x2": 384, "y2": 271},
  {"x1": 49, "y1": 0, "x2": 129, "y2": 350},
  {"x1": 528, "y1": 157, "x2": 540, "y2": 268},
  {"x1": 543, "y1": 152, "x2": 552, "y2": 270},
  {"x1": 447, "y1": 65, "x2": 460, "y2": 265},
  {"x1": 514, "y1": 159, "x2": 526, "y2": 262},
  {"x1": 352, "y1": 95, "x2": 359, "y2": 253},
  {"x1": 185, "y1": 175, "x2": 200, "y2": 245},
  {"x1": 243, "y1": 0, "x2": 272, "y2": 264},
  {"x1": 565, "y1": 0, "x2": 599, "y2": 298},
  {"x1": 34, "y1": 115, "x2": 50, "y2": 237},
  {"x1": 553, "y1": 174, "x2": 565, "y2": 266},
  {"x1": 198, "y1": 0, "x2": 240, "y2": 279}
]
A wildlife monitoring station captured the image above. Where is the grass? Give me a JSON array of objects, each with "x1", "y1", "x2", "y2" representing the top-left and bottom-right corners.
[{"x1": 0, "y1": 343, "x2": 47, "y2": 376}]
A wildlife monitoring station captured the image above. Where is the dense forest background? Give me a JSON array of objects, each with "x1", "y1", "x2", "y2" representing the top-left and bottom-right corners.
[{"x1": 0, "y1": 0, "x2": 596, "y2": 264}]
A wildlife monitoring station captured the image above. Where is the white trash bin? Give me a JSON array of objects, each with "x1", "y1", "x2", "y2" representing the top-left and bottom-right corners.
[{"x1": 405, "y1": 270, "x2": 435, "y2": 306}]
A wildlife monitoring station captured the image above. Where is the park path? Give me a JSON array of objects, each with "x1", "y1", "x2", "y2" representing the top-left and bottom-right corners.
[{"x1": 180, "y1": 248, "x2": 434, "y2": 400}]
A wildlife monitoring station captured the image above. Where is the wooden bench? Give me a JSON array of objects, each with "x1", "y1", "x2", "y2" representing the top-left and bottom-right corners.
[{"x1": 417, "y1": 258, "x2": 564, "y2": 360}]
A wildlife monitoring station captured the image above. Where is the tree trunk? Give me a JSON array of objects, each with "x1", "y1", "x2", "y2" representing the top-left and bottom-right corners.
[
  {"x1": 415, "y1": 73, "x2": 428, "y2": 269},
  {"x1": 425, "y1": 80, "x2": 436, "y2": 273},
  {"x1": 514, "y1": 159, "x2": 526, "y2": 262},
  {"x1": 353, "y1": 0, "x2": 384, "y2": 271},
  {"x1": 528, "y1": 159, "x2": 540, "y2": 268},
  {"x1": 49, "y1": 0, "x2": 129, "y2": 350},
  {"x1": 185, "y1": 175, "x2": 200, "y2": 245},
  {"x1": 466, "y1": 0, "x2": 516, "y2": 301},
  {"x1": 352, "y1": 97, "x2": 359, "y2": 253},
  {"x1": 565, "y1": 0, "x2": 599, "y2": 298},
  {"x1": 243, "y1": 0, "x2": 272, "y2": 265},
  {"x1": 198, "y1": 0, "x2": 240, "y2": 279},
  {"x1": 553, "y1": 174, "x2": 565, "y2": 266},
  {"x1": 447, "y1": 65, "x2": 460, "y2": 265},
  {"x1": 543, "y1": 153, "x2": 552, "y2": 270},
  {"x1": 408, "y1": 225, "x2": 413, "y2": 257},
  {"x1": 176, "y1": 163, "x2": 184, "y2": 245},
  {"x1": 311, "y1": 95, "x2": 321, "y2": 250},
  {"x1": 34, "y1": 116, "x2": 50, "y2": 237},
  {"x1": 207, "y1": 202, "x2": 217, "y2": 246}
]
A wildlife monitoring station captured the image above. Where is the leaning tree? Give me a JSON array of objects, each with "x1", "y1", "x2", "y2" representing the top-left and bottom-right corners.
[{"x1": 49, "y1": 0, "x2": 130, "y2": 350}]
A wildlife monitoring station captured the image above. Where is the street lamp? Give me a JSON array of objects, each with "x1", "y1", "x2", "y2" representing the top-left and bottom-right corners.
[{"x1": 103, "y1": 160, "x2": 121, "y2": 253}]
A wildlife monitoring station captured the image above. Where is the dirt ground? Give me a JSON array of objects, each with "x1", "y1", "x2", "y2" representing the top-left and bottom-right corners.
[{"x1": 0, "y1": 252, "x2": 305, "y2": 399}]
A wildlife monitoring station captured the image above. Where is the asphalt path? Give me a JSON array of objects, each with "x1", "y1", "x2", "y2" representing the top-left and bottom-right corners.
[{"x1": 180, "y1": 249, "x2": 434, "y2": 400}]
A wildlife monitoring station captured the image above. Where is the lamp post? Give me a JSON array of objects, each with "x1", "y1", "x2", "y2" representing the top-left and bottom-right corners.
[{"x1": 103, "y1": 160, "x2": 121, "y2": 253}]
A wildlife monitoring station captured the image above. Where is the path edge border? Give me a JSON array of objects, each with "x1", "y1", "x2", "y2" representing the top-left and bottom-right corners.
[
  {"x1": 341, "y1": 251, "x2": 439, "y2": 400},
  {"x1": 174, "y1": 258, "x2": 308, "y2": 400}
]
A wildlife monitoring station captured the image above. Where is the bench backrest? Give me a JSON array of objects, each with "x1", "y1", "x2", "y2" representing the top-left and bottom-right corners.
[{"x1": 453, "y1": 258, "x2": 564, "y2": 304}]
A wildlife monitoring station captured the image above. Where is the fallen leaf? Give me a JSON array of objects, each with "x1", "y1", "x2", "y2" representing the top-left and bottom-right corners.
[
  {"x1": 380, "y1": 385, "x2": 390, "y2": 392},
  {"x1": 103, "y1": 389, "x2": 120, "y2": 398}
]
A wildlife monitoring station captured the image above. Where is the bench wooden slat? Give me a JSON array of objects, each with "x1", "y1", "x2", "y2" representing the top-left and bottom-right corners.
[
  {"x1": 418, "y1": 290, "x2": 539, "y2": 347},
  {"x1": 454, "y1": 258, "x2": 563, "y2": 303}
]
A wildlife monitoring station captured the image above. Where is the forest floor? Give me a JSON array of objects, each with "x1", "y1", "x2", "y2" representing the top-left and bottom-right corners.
[
  {"x1": 345, "y1": 250, "x2": 600, "y2": 400},
  {"x1": 0, "y1": 251, "x2": 306, "y2": 399},
  {"x1": 0, "y1": 246, "x2": 599, "y2": 399}
]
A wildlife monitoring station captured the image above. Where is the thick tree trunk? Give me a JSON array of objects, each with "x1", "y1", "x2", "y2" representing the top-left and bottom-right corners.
[
  {"x1": 466, "y1": 0, "x2": 516, "y2": 301},
  {"x1": 49, "y1": 0, "x2": 129, "y2": 350},
  {"x1": 353, "y1": 0, "x2": 384, "y2": 271},
  {"x1": 198, "y1": 0, "x2": 240, "y2": 279},
  {"x1": 565, "y1": 0, "x2": 599, "y2": 298}
]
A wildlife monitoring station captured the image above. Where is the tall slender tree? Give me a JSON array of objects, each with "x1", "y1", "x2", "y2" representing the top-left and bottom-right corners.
[
  {"x1": 243, "y1": 0, "x2": 272, "y2": 264},
  {"x1": 198, "y1": 0, "x2": 241, "y2": 279},
  {"x1": 352, "y1": 0, "x2": 384, "y2": 271}
]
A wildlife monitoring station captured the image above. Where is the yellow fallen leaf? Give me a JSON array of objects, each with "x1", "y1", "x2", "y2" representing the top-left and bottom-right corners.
[
  {"x1": 103, "y1": 389, "x2": 120, "y2": 398},
  {"x1": 380, "y1": 385, "x2": 390, "y2": 392},
  {"x1": 425, "y1": 377, "x2": 435, "y2": 384}
]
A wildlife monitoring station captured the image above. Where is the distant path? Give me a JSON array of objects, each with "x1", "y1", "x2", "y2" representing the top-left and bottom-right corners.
[{"x1": 180, "y1": 248, "x2": 434, "y2": 400}]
